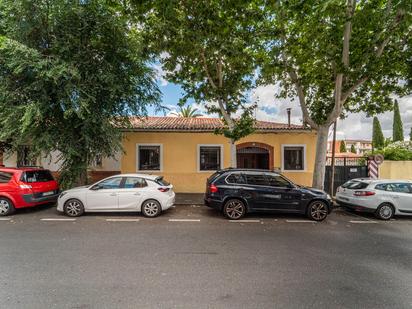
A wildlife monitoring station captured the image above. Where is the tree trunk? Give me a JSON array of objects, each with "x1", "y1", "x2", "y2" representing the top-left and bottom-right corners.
[
  {"x1": 312, "y1": 124, "x2": 330, "y2": 189},
  {"x1": 229, "y1": 138, "x2": 237, "y2": 168}
]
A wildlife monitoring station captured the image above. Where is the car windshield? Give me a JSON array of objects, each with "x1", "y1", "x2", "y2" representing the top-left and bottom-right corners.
[{"x1": 21, "y1": 170, "x2": 54, "y2": 183}]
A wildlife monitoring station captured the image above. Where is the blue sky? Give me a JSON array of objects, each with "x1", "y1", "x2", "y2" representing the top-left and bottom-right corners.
[{"x1": 150, "y1": 72, "x2": 412, "y2": 141}]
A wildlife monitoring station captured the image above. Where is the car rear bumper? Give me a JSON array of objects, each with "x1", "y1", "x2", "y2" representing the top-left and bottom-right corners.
[
  {"x1": 163, "y1": 194, "x2": 175, "y2": 211},
  {"x1": 204, "y1": 197, "x2": 223, "y2": 211},
  {"x1": 21, "y1": 192, "x2": 60, "y2": 205}
]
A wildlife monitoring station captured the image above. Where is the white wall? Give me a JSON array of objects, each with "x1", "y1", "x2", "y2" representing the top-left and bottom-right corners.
[{"x1": 2, "y1": 150, "x2": 121, "y2": 172}]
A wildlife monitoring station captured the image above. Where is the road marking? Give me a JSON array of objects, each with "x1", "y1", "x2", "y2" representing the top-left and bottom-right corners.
[
  {"x1": 229, "y1": 219, "x2": 260, "y2": 223},
  {"x1": 106, "y1": 218, "x2": 140, "y2": 222},
  {"x1": 40, "y1": 218, "x2": 76, "y2": 222},
  {"x1": 286, "y1": 220, "x2": 316, "y2": 223},
  {"x1": 168, "y1": 219, "x2": 201, "y2": 222},
  {"x1": 349, "y1": 220, "x2": 377, "y2": 224},
  {"x1": 0, "y1": 218, "x2": 12, "y2": 221}
]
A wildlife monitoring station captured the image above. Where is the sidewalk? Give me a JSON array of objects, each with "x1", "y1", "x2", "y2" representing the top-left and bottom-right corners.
[{"x1": 175, "y1": 193, "x2": 204, "y2": 205}]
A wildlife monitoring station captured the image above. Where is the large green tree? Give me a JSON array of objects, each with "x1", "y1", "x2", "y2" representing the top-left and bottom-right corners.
[
  {"x1": 0, "y1": 0, "x2": 160, "y2": 187},
  {"x1": 392, "y1": 100, "x2": 404, "y2": 141},
  {"x1": 140, "y1": 0, "x2": 262, "y2": 167},
  {"x1": 260, "y1": 0, "x2": 412, "y2": 189},
  {"x1": 372, "y1": 117, "x2": 385, "y2": 150}
]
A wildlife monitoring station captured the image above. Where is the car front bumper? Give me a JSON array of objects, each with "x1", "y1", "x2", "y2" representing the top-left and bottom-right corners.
[{"x1": 335, "y1": 198, "x2": 376, "y2": 213}]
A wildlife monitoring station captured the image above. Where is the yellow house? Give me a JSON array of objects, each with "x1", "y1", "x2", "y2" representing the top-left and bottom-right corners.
[{"x1": 121, "y1": 117, "x2": 317, "y2": 193}]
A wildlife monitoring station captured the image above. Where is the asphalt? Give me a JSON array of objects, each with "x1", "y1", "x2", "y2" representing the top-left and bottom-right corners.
[{"x1": 0, "y1": 204, "x2": 411, "y2": 309}]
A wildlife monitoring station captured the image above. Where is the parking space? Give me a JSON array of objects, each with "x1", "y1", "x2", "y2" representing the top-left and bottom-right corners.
[{"x1": 2, "y1": 203, "x2": 412, "y2": 226}]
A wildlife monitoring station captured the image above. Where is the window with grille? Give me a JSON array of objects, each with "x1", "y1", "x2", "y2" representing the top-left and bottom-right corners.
[
  {"x1": 199, "y1": 146, "x2": 221, "y2": 171},
  {"x1": 138, "y1": 145, "x2": 161, "y2": 171},
  {"x1": 283, "y1": 146, "x2": 305, "y2": 171}
]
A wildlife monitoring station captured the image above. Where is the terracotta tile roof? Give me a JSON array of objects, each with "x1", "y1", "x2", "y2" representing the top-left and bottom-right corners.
[{"x1": 125, "y1": 116, "x2": 309, "y2": 132}]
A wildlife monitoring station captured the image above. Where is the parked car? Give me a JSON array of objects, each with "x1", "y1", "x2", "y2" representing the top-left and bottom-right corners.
[
  {"x1": 204, "y1": 169, "x2": 333, "y2": 221},
  {"x1": 57, "y1": 174, "x2": 175, "y2": 217},
  {"x1": 336, "y1": 178, "x2": 412, "y2": 220},
  {"x1": 0, "y1": 167, "x2": 60, "y2": 216}
]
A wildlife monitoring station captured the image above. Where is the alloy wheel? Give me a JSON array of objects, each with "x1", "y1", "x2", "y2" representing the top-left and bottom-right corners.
[
  {"x1": 378, "y1": 204, "x2": 393, "y2": 220},
  {"x1": 143, "y1": 202, "x2": 159, "y2": 217},
  {"x1": 309, "y1": 202, "x2": 328, "y2": 221},
  {"x1": 65, "y1": 200, "x2": 82, "y2": 217},
  {"x1": 225, "y1": 200, "x2": 245, "y2": 220},
  {"x1": 0, "y1": 199, "x2": 10, "y2": 215}
]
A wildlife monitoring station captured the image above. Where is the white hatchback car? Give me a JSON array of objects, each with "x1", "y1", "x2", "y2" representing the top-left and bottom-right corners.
[
  {"x1": 336, "y1": 178, "x2": 412, "y2": 220},
  {"x1": 57, "y1": 174, "x2": 175, "y2": 217}
]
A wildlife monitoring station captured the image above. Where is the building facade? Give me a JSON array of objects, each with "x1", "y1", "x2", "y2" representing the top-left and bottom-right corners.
[
  {"x1": 327, "y1": 139, "x2": 372, "y2": 156},
  {"x1": 121, "y1": 117, "x2": 317, "y2": 193}
]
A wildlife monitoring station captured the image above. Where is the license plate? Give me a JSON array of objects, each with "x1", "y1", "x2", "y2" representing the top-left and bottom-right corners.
[{"x1": 43, "y1": 191, "x2": 54, "y2": 196}]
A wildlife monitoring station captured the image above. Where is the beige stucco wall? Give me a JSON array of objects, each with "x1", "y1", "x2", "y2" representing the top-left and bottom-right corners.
[
  {"x1": 379, "y1": 161, "x2": 412, "y2": 180},
  {"x1": 121, "y1": 131, "x2": 317, "y2": 193}
]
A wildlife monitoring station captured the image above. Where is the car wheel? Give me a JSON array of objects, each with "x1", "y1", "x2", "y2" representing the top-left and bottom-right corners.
[
  {"x1": 307, "y1": 200, "x2": 328, "y2": 221},
  {"x1": 64, "y1": 199, "x2": 84, "y2": 217},
  {"x1": 141, "y1": 200, "x2": 162, "y2": 218},
  {"x1": 375, "y1": 203, "x2": 394, "y2": 220},
  {"x1": 223, "y1": 199, "x2": 246, "y2": 220},
  {"x1": 0, "y1": 197, "x2": 15, "y2": 216}
]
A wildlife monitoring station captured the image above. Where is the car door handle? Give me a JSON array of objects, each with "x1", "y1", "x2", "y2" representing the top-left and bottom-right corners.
[
  {"x1": 134, "y1": 193, "x2": 140, "y2": 196},
  {"x1": 110, "y1": 193, "x2": 117, "y2": 196}
]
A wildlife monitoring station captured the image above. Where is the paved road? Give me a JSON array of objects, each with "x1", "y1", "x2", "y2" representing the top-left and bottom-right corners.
[{"x1": 0, "y1": 205, "x2": 411, "y2": 309}]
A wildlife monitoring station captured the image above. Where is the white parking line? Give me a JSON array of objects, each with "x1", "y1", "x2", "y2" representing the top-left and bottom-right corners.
[
  {"x1": 286, "y1": 220, "x2": 316, "y2": 223},
  {"x1": 0, "y1": 218, "x2": 12, "y2": 221},
  {"x1": 106, "y1": 218, "x2": 140, "y2": 222},
  {"x1": 168, "y1": 219, "x2": 201, "y2": 222},
  {"x1": 229, "y1": 219, "x2": 260, "y2": 223},
  {"x1": 349, "y1": 220, "x2": 377, "y2": 224},
  {"x1": 40, "y1": 218, "x2": 76, "y2": 222}
]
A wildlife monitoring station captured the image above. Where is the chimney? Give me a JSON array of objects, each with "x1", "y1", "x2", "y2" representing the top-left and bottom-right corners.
[{"x1": 286, "y1": 108, "x2": 291, "y2": 127}]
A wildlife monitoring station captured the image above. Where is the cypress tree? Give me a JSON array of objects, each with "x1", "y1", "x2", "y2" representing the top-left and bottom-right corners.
[
  {"x1": 409, "y1": 128, "x2": 412, "y2": 141},
  {"x1": 372, "y1": 117, "x2": 385, "y2": 150},
  {"x1": 340, "y1": 140, "x2": 347, "y2": 153},
  {"x1": 393, "y1": 100, "x2": 404, "y2": 141},
  {"x1": 350, "y1": 144, "x2": 356, "y2": 153}
]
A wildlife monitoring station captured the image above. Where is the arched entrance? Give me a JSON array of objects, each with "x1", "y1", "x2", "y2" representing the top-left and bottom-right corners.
[{"x1": 236, "y1": 142, "x2": 274, "y2": 170}]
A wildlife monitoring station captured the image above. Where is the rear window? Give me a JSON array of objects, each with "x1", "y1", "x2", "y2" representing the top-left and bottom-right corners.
[
  {"x1": 0, "y1": 172, "x2": 13, "y2": 183},
  {"x1": 155, "y1": 176, "x2": 170, "y2": 186},
  {"x1": 341, "y1": 180, "x2": 369, "y2": 189},
  {"x1": 207, "y1": 171, "x2": 224, "y2": 183},
  {"x1": 226, "y1": 173, "x2": 246, "y2": 184},
  {"x1": 21, "y1": 170, "x2": 54, "y2": 183}
]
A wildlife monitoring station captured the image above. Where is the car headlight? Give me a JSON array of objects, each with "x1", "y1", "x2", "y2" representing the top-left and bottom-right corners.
[{"x1": 59, "y1": 191, "x2": 68, "y2": 199}]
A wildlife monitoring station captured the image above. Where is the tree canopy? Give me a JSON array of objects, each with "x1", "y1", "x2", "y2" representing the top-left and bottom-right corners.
[
  {"x1": 259, "y1": 0, "x2": 412, "y2": 188},
  {"x1": 0, "y1": 0, "x2": 160, "y2": 187},
  {"x1": 141, "y1": 0, "x2": 264, "y2": 166}
]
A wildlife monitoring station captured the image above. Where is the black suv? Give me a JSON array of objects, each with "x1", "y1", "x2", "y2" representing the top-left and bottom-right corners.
[{"x1": 204, "y1": 169, "x2": 333, "y2": 221}]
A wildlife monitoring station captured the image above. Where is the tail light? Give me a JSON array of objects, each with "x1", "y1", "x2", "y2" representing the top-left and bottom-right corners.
[
  {"x1": 209, "y1": 184, "x2": 218, "y2": 193},
  {"x1": 158, "y1": 187, "x2": 170, "y2": 193},
  {"x1": 354, "y1": 191, "x2": 375, "y2": 196}
]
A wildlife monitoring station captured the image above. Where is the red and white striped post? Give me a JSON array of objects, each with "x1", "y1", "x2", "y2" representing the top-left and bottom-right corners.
[{"x1": 368, "y1": 154, "x2": 384, "y2": 179}]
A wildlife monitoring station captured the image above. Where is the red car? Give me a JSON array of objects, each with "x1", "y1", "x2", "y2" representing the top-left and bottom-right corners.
[{"x1": 0, "y1": 167, "x2": 60, "y2": 216}]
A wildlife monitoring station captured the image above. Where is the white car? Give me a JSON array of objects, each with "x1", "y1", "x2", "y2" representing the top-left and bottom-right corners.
[
  {"x1": 336, "y1": 178, "x2": 412, "y2": 220},
  {"x1": 57, "y1": 174, "x2": 175, "y2": 217}
]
